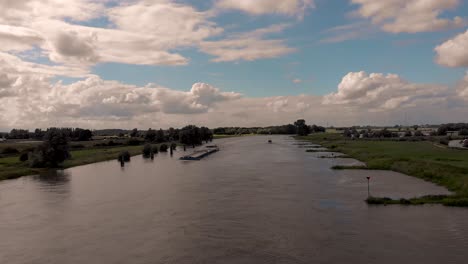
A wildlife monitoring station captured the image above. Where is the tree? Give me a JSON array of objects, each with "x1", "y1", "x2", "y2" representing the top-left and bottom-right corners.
[
  {"x1": 155, "y1": 129, "x2": 165, "y2": 143},
  {"x1": 33, "y1": 129, "x2": 45, "y2": 140},
  {"x1": 76, "y1": 129, "x2": 93, "y2": 141},
  {"x1": 179, "y1": 125, "x2": 202, "y2": 146},
  {"x1": 142, "y1": 144, "x2": 152, "y2": 158},
  {"x1": 159, "y1": 144, "x2": 168, "y2": 152},
  {"x1": 145, "y1": 128, "x2": 156, "y2": 142},
  {"x1": 200, "y1": 127, "x2": 213, "y2": 142},
  {"x1": 29, "y1": 128, "x2": 71, "y2": 168},
  {"x1": 294, "y1": 119, "x2": 310, "y2": 136},
  {"x1": 130, "y1": 128, "x2": 139, "y2": 138}
]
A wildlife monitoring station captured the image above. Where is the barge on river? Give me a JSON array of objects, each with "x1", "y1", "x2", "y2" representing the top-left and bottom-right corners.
[{"x1": 180, "y1": 145, "x2": 219, "y2": 161}]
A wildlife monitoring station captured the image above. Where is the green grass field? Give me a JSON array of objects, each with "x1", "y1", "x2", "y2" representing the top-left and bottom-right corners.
[
  {"x1": 297, "y1": 133, "x2": 468, "y2": 206},
  {"x1": 0, "y1": 145, "x2": 144, "y2": 181}
]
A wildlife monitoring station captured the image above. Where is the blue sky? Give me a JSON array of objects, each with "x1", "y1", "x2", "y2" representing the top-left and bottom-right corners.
[
  {"x1": 1, "y1": 0, "x2": 467, "y2": 129},
  {"x1": 87, "y1": 0, "x2": 468, "y2": 97}
]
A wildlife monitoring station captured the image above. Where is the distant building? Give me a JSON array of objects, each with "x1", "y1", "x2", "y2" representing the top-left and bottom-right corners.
[
  {"x1": 447, "y1": 131, "x2": 460, "y2": 137},
  {"x1": 0, "y1": 138, "x2": 6, "y2": 142}
]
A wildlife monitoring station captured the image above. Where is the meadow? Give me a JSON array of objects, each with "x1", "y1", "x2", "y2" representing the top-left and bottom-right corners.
[{"x1": 297, "y1": 133, "x2": 468, "y2": 206}]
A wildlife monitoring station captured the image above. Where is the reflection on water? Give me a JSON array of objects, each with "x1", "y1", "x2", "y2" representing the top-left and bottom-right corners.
[
  {"x1": 0, "y1": 136, "x2": 467, "y2": 264},
  {"x1": 33, "y1": 169, "x2": 70, "y2": 185}
]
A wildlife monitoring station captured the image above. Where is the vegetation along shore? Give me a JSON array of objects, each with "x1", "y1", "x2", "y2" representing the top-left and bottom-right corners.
[{"x1": 297, "y1": 131, "x2": 468, "y2": 207}]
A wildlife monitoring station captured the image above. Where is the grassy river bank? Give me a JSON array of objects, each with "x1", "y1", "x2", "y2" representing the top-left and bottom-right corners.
[
  {"x1": 297, "y1": 133, "x2": 468, "y2": 206},
  {"x1": 0, "y1": 145, "x2": 144, "y2": 181}
]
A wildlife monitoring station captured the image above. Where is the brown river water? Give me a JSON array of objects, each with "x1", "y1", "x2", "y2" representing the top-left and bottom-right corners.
[{"x1": 1, "y1": 135, "x2": 467, "y2": 264}]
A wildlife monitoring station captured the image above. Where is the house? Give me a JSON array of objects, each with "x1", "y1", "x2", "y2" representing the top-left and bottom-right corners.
[
  {"x1": 447, "y1": 131, "x2": 460, "y2": 137},
  {"x1": 0, "y1": 138, "x2": 6, "y2": 142}
]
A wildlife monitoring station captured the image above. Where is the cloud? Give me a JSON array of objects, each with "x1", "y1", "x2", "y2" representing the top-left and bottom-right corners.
[
  {"x1": 293, "y1": 79, "x2": 302, "y2": 84},
  {"x1": 323, "y1": 71, "x2": 450, "y2": 111},
  {"x1": 0, "y1": 0, "x2": 104, "y2": 24},
  {"x1": 1, "y1": 68, "x2": 468, "y2": 130},
  {"x1": 215, "y1": 0, "x2": 314, "y2": 18},
  {"x1": 199, "y1": 24, "x2": 296, "y2": 62},
  {"x1": 48, "y1": 30, "x2": 99, "y2": 64},
  {"x1": 320, "y1": 22, "x2": 376, "y2": 43},
  {"x1": 0, "y1": 25, "x2": 44, "y2": 52},
  {"x1": 350, "y1": 0, "x2": 465, "y2": 33},
  {"x1": 0, "y1": 52, "x2": 91, "y2": 78},
  {"x1": 108, "y1": 0, "x2": 223, "y2": 47},
  {"x1": 0, "y1": 57, "x2": 242, "y2": 129},
  {"x1": 435, "y1": 30, "x2": 468, "y2": 68},
  {"x1": 0, "y1": 0, "x2": 299, "y2": 73},
  {"x1": 458, "y1": 72, "x2": 468, "y2": 100}
]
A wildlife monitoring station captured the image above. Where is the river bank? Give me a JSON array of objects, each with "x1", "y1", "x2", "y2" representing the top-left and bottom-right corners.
[
  {"x1": 297, "y1": 133, "x2": 468, "y2": 206},
  {"x1": 0, "y1": 145, "x2": 144, "y2": 181}
]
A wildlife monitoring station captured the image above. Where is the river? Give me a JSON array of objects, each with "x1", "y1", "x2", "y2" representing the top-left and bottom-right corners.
[{"x1": 1, "y1": 135, "x2": 467, "y2": 263}]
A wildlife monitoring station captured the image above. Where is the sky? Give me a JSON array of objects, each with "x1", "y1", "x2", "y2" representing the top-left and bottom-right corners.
[{"x1": 0, "y1": 0, "x2": 467, "y2": 130}]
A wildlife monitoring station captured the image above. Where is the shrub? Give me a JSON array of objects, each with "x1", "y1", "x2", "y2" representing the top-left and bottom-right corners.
[
  {"x1": 159, "y1": 144, "x2": 168, "y2": 152},
  {"x1": 28, "y1": 151, "x2": 45, "y2": 168},
  {"x1": 126, "y1": 139, "x2": 142, "y2": 146},
  {"x1": 142, "y1": 144, "x2": 152, "y2": 158},
  {"x1": 1, "y1": 147, "x2": 19, "y2": 154},
  {"x1": 118, "y1": 151, "x2": 131, "y2": 162},
  {"x1": 29, "y1": 129, "x2": 71, "y2": 168},
  {"x1": 152, "y1": 146, "x2": 159, "y2": 154},
  {"x1": 19, "y1": 152, "x2": 29, "y2": 162},
  {"x1": 439, "y1": 138, "x2": 449, "y2": 145}
]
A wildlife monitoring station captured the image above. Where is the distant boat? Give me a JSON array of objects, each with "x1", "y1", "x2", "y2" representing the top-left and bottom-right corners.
[{"x1": 268, "y1": 140, "x2": 272, "y2": 143}]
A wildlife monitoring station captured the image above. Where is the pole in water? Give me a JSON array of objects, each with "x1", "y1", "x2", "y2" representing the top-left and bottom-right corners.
[
  {"x1": 120, "y1": 160, "x2": 125, "y2": 167},
  {"x1": 170, "y1": 147, "x2": 173, "y2": 156},
  {"x1": 366, "y1": 176, "x2": 371, "y2": 198},
  {"x1": 183, "y1": 145, "x2": 186, "y2": 151}
]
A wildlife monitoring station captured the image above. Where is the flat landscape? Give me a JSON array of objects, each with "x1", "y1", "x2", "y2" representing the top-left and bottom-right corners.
[{"x1": 298, "y1": 133, "x2": 468, "y2": 205}]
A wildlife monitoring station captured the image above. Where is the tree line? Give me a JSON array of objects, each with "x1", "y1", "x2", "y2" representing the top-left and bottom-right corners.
[
  {"x1": 5, "y1": 128, "x2": 93, "y2": 141},
  {"x1": 212, "y1": 120, "x2": 325, "y2": 136}
]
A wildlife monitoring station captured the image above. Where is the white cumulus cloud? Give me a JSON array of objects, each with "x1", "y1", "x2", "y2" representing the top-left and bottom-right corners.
[
  {"x1": 323, "y1": 71, "x2": 450, "y2": 111},
  {"x1": 435, "y1": 30, "x2": 468, "y2": 68}
]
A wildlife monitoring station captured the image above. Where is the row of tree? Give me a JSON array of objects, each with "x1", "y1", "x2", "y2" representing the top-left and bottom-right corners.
[
  {"x1": 212, "y1": 121, "x2": 325, "y2": 136},
  {"x1": 5, "y1": 128, "x2": 93, "y2": 141}
]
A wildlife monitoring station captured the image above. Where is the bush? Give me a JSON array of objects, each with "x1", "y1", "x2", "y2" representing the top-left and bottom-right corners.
[
  {"x1": 29, "y1": 129, "x2": 71, "y2": 168},
  {"x1": 28, "y1": 151, "x2": 45, "y2": 168},
  {"x1": 19, "y1": 152, "x2": 29, "y2": 162},
  {"x1": 1, "y1": 147, "x2": 19, "y2": 154},
  {"x1": 142, "y1": 144, "x2": 152, "y2": 158},
  {"x1": 118, "y1": 151, "x2": 131, "y2": 162},
  {"x1": 439, "y1": 138, "x2": 449, "y2": 145},
  {"x1": 159, "y1": 144, "x2": 168, "y2": 152},
  {"x1": 170, "y1": 143, "x2": 177, "y2": 150},
  {"x1": 126, "y1": 139, "x2": 142, "y2": 146}
]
